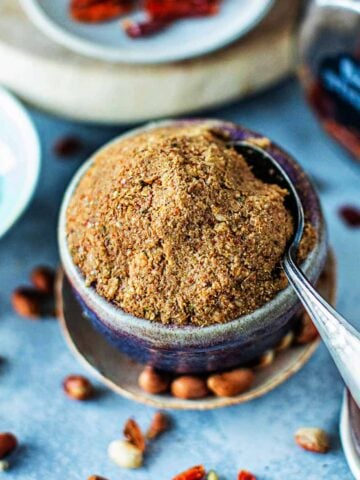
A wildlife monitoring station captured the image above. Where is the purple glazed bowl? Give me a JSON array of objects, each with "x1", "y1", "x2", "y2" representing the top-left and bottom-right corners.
[{"x1": 58, "y1": 119, "x2": 328, "y2": 374}]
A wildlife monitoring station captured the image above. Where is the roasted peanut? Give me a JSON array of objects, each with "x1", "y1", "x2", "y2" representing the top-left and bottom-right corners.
[
  {"x1": 254, "y1": 350, "x2": 274, "y2": 369},
  {"x1": 138, "y1": 366, "x2": 170, "y2": 394},
  {"x1": 295, "y1": 427, "x2": 330, "y2": 453},
  {"x1": 171, "y1": 376, "x2": 209, "y2": 400},
  {"x1": 63, "y1": 375, "x2": 93, "y2": 400},
  {"x1": 207, "y1": 368, "x2": 254, "y2": 397}
]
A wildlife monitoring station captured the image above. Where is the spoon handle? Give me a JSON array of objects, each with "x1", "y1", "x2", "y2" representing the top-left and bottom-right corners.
[{"x1": 284, "y1": 251, "x2": 360, "y2": 407}]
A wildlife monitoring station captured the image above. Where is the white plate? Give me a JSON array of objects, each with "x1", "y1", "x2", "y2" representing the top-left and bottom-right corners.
[
  {"x1": 340, "y1": 390, "x2": 360, "y2": 479},
  {"x1": 20, "y1": 0, "x2": 274, "y2": 64},
  {"x1": 0, "y1": 87, "x2": 40, "y2": 239}
]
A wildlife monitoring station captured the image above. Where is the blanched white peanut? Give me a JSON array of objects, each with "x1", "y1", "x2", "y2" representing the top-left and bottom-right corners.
[{"x1": 108, "y1": 439, "x2": 143, "y2": 469}]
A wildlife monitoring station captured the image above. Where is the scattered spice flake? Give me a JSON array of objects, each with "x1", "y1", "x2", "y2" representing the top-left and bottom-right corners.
[
  {"x1": 54, "y1": 135, "x2": 83, "y2": 158},
  {"x1": 124, "y1": 418, "x2": 146, "y2": 453},
  {"x1": 339, "y1": 205, "x2": 360, "y2": 227},
  {"x1": 173, "y1": 465, "x2": 206, "y2": 480},
  {"x1": 146, "y1": 411, "x2": 170, "y2": 439},
  {"x1": 145, "y1": 0, "x2": 221, "y2": 20},
  {"x1": 123, "y1": 18, "x2": 169, "y2": 38},
  {"x1": 238, "y1": 471, "x2": 257, "y2": 480},
  {"x1": 70, "y1": 0, "x2": 134, "y2": 23}
]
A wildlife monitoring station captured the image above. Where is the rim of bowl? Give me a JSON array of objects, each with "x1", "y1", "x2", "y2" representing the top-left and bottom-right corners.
[{"x1": 58, "y1": 119, "x2": 327, "y2": 347}]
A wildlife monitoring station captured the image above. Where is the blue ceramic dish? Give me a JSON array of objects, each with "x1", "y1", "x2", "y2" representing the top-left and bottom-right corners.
[{"x1": 58, "y1": 119, "x2": 328, "y2": 374}]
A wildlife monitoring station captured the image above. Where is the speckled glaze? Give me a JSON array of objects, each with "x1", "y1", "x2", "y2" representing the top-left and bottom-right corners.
[{"x1": 58, "y1": 119, "x2": 328, "y2": 374}]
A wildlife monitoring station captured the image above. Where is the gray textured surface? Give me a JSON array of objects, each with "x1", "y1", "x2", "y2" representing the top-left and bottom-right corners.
[{"x1": 0, "y1": 79, "x2": 359, "y2": 479}]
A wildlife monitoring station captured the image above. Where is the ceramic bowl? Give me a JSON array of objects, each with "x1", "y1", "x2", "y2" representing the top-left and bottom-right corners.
[{"x1": 58, "y1": 119, "x2": 327, "y2": 374}]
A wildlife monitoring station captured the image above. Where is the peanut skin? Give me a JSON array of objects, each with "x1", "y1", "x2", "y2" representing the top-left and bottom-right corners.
[
  {"x1": 171, "y1": 376, "x2": 209, "y2": 399},
  {"x1": 207, "y1": 368, "x2": 255, "y2": 397},
  {"x1": 147, "y1": 412, "x2": 169, "y2": 439}
]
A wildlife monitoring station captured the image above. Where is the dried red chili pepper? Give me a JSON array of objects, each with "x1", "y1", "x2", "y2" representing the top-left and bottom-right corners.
[
  {"x1": 145, "y1": 0, "x2": 221, "y2": 20},
  {"x1": 70, "y1": 0, "x2": 134, "y2": 23},
  {"x1": 238, "y1": 471, "x2": 257, "y2": 480},
  {"x1": 123, "y1": 18, "x2": 169, "y2": 38},
  {"x1": 339, "y1": 205, "x2": 360, "y2": 227},
  {"x1": 172, "y1": 465, "x2": 206, "y2": 480}
]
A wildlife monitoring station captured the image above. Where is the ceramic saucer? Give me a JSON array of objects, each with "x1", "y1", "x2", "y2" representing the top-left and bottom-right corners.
[
  {"x1": 20, "y1": 0, "x2": 274, "y2": 64},
  {"x1": 56, "y1": 253, "x2": 336, "y2": 410},
  {"x1": 0, "y1": 86, "x2": 40, "y2": 239}
]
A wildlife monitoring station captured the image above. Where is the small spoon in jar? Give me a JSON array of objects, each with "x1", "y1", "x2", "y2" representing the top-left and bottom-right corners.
[{"x1": 230, "y1": 141, "x2": 360, "y2": 407}]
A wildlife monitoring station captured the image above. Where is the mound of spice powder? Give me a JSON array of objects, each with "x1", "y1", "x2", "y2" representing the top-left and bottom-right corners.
[{"x1": 66, "y1": 125, "x2": 314, "y2": 326}]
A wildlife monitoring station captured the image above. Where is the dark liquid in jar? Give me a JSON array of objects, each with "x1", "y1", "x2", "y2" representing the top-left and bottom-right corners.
[{"x1": 306, "y1": 53, "x2": 360, "y2": 159}]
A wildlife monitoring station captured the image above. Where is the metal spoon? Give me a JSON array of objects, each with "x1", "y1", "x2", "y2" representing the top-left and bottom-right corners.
[{"x1": 230, "y1": 141, "x2": 360, "y2": 407}]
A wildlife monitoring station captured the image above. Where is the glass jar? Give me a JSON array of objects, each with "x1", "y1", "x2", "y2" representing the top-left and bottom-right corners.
[{"x1": 298, "y1": 0, "x2": 360, "y2": 160}]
